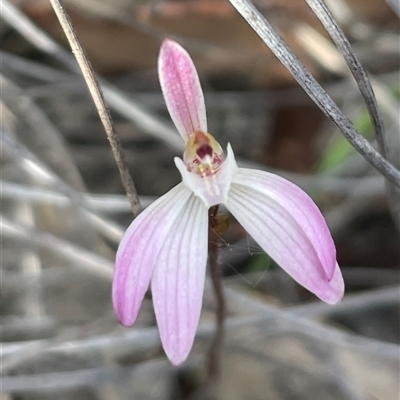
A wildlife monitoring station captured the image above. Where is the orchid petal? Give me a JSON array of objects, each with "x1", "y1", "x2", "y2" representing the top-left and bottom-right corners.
[
  {"x1": 158, "y1": 39, "x2": 207, "y2": 141},
  {"x1": 226, "y1": 169, "x2": 344, "y2": 304},
  {"x1": 151, "y1": 194, "x2": 208, "y2": 365},
  {"x1": 175, "y1": 143, "x2": 238, "y2": 208},
  {"x1": 113, "y1": 183, "x2": 192, "y2": 326}
]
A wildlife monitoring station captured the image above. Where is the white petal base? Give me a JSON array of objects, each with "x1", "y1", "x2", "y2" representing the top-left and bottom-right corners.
[{"x1": 175, "y1": 144, "x2": 238, "y2": 208}]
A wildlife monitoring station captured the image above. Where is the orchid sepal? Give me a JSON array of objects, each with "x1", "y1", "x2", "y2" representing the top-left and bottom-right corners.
[{"x1": 158, "y1": 39, "x2": 207, "y2": 141}]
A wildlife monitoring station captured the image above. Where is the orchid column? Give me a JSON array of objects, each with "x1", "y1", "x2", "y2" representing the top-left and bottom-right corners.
[{"x1": 113, "y1": 39, "x2": 344, "y2": 366}]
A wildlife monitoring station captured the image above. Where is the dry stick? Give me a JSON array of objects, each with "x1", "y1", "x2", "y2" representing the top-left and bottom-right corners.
[
  {"x1": 1, "y1": 126, "x2": 124, "y2": 244},
  {"x1": 228, "y1": 0, "x2": 400, "y2": 188},
  {"x1": 306, "y1": 0, "x2": 387, "y2": 155},
  {"x1": 305, "y1": 0, "x2": 400, "y2": 229},
  {"x1": 48, "y1": 0, "x2": 141, "y2": 216},
  {"x1": 2, "y1": 75, "x2": 86, "y2": 191},
  {"x1": 3, "y1": 289, "x2": 398, "y2": 373},
  {"x1": 1, "y1": 216, "x2": 114, "y2": 281}
]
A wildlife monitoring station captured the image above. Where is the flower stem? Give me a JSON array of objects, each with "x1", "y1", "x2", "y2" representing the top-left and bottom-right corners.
[{"x1": 206, "y1": 206, "x2": 226, "y2": 381}]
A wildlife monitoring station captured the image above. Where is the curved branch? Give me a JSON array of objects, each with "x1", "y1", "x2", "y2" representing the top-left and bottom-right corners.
[{"x1": 228, "y1": 0, "x2": 400, "y2": 187}]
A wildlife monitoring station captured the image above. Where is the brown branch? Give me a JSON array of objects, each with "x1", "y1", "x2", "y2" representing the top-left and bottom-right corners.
[{"x1": 48, "y1": 0, "x2": 141, "y2": 216}]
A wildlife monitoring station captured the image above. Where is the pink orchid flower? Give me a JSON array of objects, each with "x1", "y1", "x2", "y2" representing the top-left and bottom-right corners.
[{"x1": 113, "y1": 39, "x2": 344, "y2": 365}]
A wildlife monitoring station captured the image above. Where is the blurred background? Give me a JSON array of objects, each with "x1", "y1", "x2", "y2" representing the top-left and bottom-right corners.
[{"x1": 1, "y1": 0, "x2": 399, "y2": 399}]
